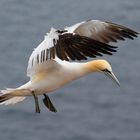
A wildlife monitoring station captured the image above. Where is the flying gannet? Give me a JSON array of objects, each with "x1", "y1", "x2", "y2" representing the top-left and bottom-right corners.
[{"x1": 0, "y1": 20, "x2": 138, "y2": 113}]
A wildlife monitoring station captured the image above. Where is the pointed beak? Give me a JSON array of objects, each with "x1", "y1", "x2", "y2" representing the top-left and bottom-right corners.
[{"x1": 103, "y1": 71, "x2": 120, "y2": 87}]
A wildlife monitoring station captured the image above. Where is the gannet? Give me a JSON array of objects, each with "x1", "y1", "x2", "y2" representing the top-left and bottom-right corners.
[{"x1": 0, "y1": 20, "x2": 138, "y2": 113}]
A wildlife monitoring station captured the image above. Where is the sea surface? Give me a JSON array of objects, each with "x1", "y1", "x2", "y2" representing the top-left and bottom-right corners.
[{"x1": 0, "y1": 0, "x2": 140, "y2": 140}]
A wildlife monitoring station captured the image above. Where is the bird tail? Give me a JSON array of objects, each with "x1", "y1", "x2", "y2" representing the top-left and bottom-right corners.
[{"x1": 0, "y1": 88, "x2": 31, "y2": 105}]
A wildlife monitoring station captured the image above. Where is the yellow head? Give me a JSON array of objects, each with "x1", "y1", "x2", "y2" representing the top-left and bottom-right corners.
[
  {"x1": 84, "y1": 59, "x2": 111, "y2": 72},
  {"x1": 84, "y1": 59, "x2": 120, "y2": 86}
]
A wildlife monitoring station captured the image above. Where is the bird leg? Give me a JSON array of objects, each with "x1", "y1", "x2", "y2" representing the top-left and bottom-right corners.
[
  {"x1": 32, "y1": 91, "x2": 40, "y2": 113},
  {"x1": 43, "y1": 94, "x2": 57, "y2": 112}
]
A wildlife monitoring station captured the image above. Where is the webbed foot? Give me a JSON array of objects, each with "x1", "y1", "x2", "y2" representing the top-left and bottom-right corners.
[
  {"x1": 43, "y1": 94, "x2": 57, "y2": 113},
  {"x1": 32, "y1": 91, "x2": 40, "y2": 113}
]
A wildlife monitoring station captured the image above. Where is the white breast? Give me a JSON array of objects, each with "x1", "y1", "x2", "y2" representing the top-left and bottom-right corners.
[{"x1": 30, "y1": 61, "x2": 86, "y2": 95}]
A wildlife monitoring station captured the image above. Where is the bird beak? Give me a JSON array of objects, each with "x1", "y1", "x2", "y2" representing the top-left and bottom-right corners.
[{"x1": 103, "y1": 71, "x2": 120, "y2": 87}]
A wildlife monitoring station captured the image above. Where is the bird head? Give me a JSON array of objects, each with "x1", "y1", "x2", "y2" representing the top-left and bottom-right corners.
[{"x1": 84, "y1": 59, "x2": 120, "y2": 86}]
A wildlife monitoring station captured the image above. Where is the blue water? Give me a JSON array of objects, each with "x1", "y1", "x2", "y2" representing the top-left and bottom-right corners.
[{"x1": 0, "y1": 0, "x2": 140, "y2": 140}]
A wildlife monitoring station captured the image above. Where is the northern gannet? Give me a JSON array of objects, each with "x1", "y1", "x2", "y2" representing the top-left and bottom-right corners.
[{"x1": 0, "y1": 20, "x2": 138, "y2": 113}]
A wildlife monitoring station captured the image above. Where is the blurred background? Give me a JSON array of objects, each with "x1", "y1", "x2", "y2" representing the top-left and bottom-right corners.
[{"x1": 0, "y1": 0, "x2": 139, "y2": 140}]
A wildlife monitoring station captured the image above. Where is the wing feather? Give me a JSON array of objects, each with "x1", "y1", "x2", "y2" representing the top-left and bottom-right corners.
[
  {"x1": 27, "y1": 20, "x2": 138, "y2": 77},
  {"x1": 65, "y1": 20, "x2": 138, "y2": 43}
]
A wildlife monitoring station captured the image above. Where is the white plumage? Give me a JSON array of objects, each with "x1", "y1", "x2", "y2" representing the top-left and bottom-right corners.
[{"x1": 0, "y1": 19, "x2": 138, "y2": 113}]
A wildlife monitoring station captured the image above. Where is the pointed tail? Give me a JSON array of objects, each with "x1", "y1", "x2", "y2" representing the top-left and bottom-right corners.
[{"x1": 0, "y1": 88, "x2": 31, "y2": 105}]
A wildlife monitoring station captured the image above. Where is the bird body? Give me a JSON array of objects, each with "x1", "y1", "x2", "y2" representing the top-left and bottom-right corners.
[
  {"x1": 0, "y1": 19, "x2": 138, "y2": 112},
  {"x1": 28, "y1": 60, "x2": 86, "y2": 94},
  {"x1": 9, "y1": 59, "x2": 105, "y2": 96}
]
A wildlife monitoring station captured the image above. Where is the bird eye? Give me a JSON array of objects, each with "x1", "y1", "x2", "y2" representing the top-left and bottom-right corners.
[{"x1": 102, "y1": 69, "x2": 111, "y2": 73}]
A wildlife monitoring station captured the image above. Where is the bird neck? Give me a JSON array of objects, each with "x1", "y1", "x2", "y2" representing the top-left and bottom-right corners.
[
  {"x1": 64, "y1": 61, "x2": 98, "y2": 79},
  {"x1": 83, "y1": 60, "x2": 105, "y2": 73}
]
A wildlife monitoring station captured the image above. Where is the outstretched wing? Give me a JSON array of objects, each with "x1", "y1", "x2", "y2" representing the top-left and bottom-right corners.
[
  {"x1": 65, "y1": 20, "x2": 138, "y2": 43},
  {"x1": 50, "y1": 33, "x2": 118, "y2": 61},
  {"x1": 27, "y1": 20, "x2": 138, "y2": 77}
]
